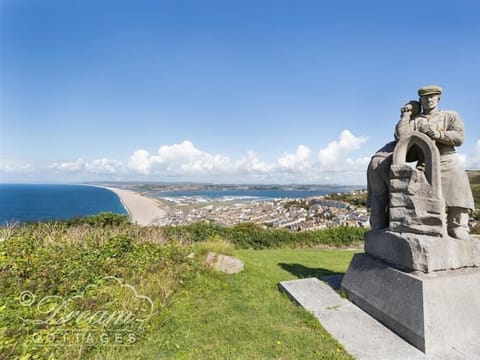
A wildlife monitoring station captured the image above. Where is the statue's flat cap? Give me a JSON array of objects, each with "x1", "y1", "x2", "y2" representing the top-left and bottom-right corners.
[{"x1": 418, "y1": 85, "x2": 442, "y2": 96}]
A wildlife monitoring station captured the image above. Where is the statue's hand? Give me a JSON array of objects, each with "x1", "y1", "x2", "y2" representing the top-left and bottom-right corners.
[
  {"x1": 400, "y1": 101, "x2": 420, "y2": 119},
  {"x1": 424, "y1": 129, "x2": 441, "y2": 140},
  {"x1": 400, "y1": 104, "x2": 413, "y2": 115}
]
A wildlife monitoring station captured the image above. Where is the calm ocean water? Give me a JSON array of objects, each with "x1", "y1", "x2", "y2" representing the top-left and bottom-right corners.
[
  {"x1": 153, "y1": 186, "x2": 359, "y2": 202},
  {"x1": 0, "y1": 184, "x2": 127, "y2": 225},
  {"x1": 0, "y1": 184, "x2": 361, "y2": 225}
]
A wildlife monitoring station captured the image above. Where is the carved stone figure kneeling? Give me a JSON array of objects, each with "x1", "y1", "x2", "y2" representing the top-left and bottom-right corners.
[{"x1": 367, "y1": 85, "x2": 474, "y2": 240}]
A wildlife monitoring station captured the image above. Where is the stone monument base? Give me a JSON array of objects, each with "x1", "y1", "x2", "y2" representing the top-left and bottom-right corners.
[
  {"x1": 365, "y1": 229, "x2": 480, "y2": 272},
  {"x1": 341, "y1": 253, "x2": 480, "y2": 354}
]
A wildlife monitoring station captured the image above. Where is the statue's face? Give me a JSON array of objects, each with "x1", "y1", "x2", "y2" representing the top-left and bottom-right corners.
[{"x1": 420, "y1": 94, "x2": 440, "y2": 112}]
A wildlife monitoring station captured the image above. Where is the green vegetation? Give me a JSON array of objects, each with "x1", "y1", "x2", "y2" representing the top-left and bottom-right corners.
[
  {"x1": 114, "y1": 248, "x2": 356, "y2": 360},
  {"x1": 0, "y1": 217, "x2": 196, "y2": 359},
  {"x1": 162, "y1": 222, "x2": 366, "y2": 249},
  {"x1": 467, "y1": 170, "x2": 480, "y2": 208},
  {"x1": 467, "y1": 171, "x2": 480, "y2": 234},
  {"x1": 283, "y1": 199, "x2": 310, "y2": 210},
  {"x1": 325, "y1": 191, "x2": 367, "y2": 207},
  {"x1": 0, "y1": 213, "x2": 360, "y2": 359}
]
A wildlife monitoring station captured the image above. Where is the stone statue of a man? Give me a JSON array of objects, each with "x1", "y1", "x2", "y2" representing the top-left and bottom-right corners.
[{"x1": 367, "y1": 85, "x2": 474, "y2": 240}]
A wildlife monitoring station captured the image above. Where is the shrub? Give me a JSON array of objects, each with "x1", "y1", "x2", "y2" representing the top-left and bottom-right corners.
[
  {"x1": 0, "y1": 227, "x2": 196, "y2": 359},
  {"x1": 160, "y1": 222, "x2": 365, "y2": 249},
  {"x1": 66, "y1": 212, "x2": 129, "y2": 227}
]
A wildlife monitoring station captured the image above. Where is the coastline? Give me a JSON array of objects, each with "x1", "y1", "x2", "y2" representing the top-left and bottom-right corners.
[{"x1": 104, "y1": 187, "x2": 168, "y2": 226}]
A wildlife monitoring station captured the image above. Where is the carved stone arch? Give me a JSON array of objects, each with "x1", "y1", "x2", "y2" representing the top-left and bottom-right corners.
[{"x1": 392, "y1": 131, "x2": 442, "y2": 199}]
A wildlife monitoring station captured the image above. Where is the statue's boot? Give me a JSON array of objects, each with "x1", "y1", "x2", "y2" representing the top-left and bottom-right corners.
[{"x1": 447, "y1": 207, "x2": 471, "y2": 240}]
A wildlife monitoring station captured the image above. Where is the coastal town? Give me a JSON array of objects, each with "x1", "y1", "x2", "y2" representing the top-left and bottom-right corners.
[
  {"x1": 102, "y1": 183, "x2": 371, "y2": 229},
  {"x1": 163, "y1": 194, "x2": 369, "y2": 230},
  {"x1": 150, "y1": 189, "x2": 370, "y2": 231}
]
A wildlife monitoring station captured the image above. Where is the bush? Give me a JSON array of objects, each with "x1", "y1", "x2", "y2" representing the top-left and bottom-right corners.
[
  {"x1": 66, "y1": 212, "x2": 129, "y2": 227},
  {"x1": 193, "y1": 235, "x2": 236, "y2": 257},
  {"x1": 0, "y1": 227, "x2": 196, "y2": 359},
  {"x1": 160, "y1": 222, "x2": 365, "y2": 249}
]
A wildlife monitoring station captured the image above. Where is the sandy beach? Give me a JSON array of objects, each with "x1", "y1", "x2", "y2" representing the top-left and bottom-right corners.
[{"x1": 105, "y1": 187, "x2": 168, "y2": 226}]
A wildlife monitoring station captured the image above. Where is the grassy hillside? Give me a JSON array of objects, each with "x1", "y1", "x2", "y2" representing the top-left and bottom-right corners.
[
  {"x1": 112, "y1": 248, "x2": 356, "y2": 360},
  {"x1": 0, "y1": 214, "x2": 360, "y2": 359}
]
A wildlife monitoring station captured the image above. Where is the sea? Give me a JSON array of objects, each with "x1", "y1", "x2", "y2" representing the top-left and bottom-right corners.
[
  {"x1": 0, "y1": 183, "x2": 362, "y2": 225},
  {"x1": 152, "y1": 187, "x2": 359, "y2": 204},
  {"x1": 0, "y1": 184, "x2": 127, "y2": 225}
]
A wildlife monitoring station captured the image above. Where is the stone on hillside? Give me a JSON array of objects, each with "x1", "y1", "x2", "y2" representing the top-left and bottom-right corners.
[{"x1": 205, "y1": 252, "x2": 244, "y2": 274}]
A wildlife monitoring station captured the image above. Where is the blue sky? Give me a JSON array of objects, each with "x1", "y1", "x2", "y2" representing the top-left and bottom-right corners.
[{"x1": 1, "y1": 0, "x2": 480, "y2": 184}]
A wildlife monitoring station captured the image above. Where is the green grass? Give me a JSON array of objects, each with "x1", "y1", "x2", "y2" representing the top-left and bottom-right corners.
[
  {"x1": 100, "y1": 248, "x2": 358, "y2": 360},
  {"x1": 1, "y1": 215, "x2": 362, "y2": 359}
]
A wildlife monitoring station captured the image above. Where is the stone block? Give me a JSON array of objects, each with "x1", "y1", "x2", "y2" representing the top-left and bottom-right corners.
[
  {"x1": 389, "y1": 221, "x2": 444, "y2": 238},
  {"x1": 389, "y1": 208, "x2": 444, "y2": 226},
  {"x1": 407, "y1": 181, "x2": 435, "y2": 198},
  {"x1": 410, "y1": 169, "x2": 428, "y2": 184},
  {"x1": 389, "y1": 193, "x2": 444, "y2": 214},
  {"x1": 389, "y1": 212, "x2": 444, "y2": 227},
  {"x1": 279, "y1": 277, "x2": 429, "y2": 359},
  {"x1": 411, "y1": 196, "x2": 444, "y2": 214},
  {"x1": 390, "y1": 164, "x2": 414, "y2": 179},
  {"x1": 389, "y1": 207, "x2": 416, "y2": 220},
  {"x1": 341, "y1": 254, "x2": 480, "y2": 354},
  {"x1": 389, "y1": 193, "x2": 413, "y2": 208},
  {"x1": 364, "y1": 230, "x2": 480, "y2": 272},
  {"x1": 388, "y1": 192, "x2": 446, "y2": 236},
  {"x1": 390, "y1": 178, "x2": 410, "y2": 192}
]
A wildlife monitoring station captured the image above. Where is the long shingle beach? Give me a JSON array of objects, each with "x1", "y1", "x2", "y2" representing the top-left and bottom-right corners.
[{"x1": 105, "y1": 187, "x2": 168, "y2": 226}]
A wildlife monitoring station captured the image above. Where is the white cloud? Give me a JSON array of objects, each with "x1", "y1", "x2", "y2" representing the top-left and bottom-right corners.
[
  {"x1": 277, "y1": 144, "x2": 311, "y2": 171},
  {"x1": 466, "y1": 139, "x2": 480, "y2": 169},
  {"x1": 8, "y1": 131, "x2": 371, "y2": 184},
  {"x1": 127, "y1": 150, "x2": 152, "y2": 175},
  {"x1": 49, "y1": 158, "x2": 125, "y2": 175},
  {"x1": 345, "y1": 156, "x2": 371, "y2": 168},
  {"x1": 234, "y1": 151, "x2": 272, "y2": 174},
  {"x1": 457, "y1": 153, "x2": 467, "y2": 167},
  {"x1": 157, "y1": 141, "x2": 202, "y2": 162},
  {"x1": 127, "y1": 140, "x2": 232, "y2": 176},
  {"x1": 317, "y1": 130, "x2": 368, "y2": 168},
  {"x1": 86, "y1": 158, "x2": 125, "y2": 174},
  {"x1": 0, "y1": 159, "x2": 33, "y2": 172},
  {"x1": 49, "y1": 158, "x2": 86, "y2": 172}
]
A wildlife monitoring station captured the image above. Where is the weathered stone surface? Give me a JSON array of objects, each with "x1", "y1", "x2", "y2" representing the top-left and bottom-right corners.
[
  {"x1": 390, "y1": 178, "x2": 410, "y2": 192},
  {"x1": 355, "y1": 89, "x2": 478, "y2": 356},
  {"x1": 389, "y1": 193, "x2": 444, "y2": 214},
  {"x1": 389, "y1": 221, "x2": 444, "y2": 237},
  {"x1": 364, "y1": 230, "x2": 480, "y2": 272},
  {"x1": 411, "y1": 196, "x2": 444, "y2": 214},
  {"x1": 389, "y1": 192, "x2": 413, "y2": 207},
  {"x1": 384, "y1": 135, "x2": 448, "y2": 240},
  {"x1": 279, "y1": 278, "x2": 429, "y2": 360},
  {"x1": 389, "y1": 207, "x2": 443, "y2": 222},
  {"x1": 389, "y1": 205, "x2": 445, "y2": 237},
  {"x1": 205, "y1": 252, "x2": 244, "y2": 274},
  {"x1": 407, "y1": 180, "x2": 437, "y2": 198},
  {"x1": 341, "y1": 254, "x2": 480, "y2": 354},
  {"x1": 390, "y1": 164, "x2": 415, "y2": 178}
]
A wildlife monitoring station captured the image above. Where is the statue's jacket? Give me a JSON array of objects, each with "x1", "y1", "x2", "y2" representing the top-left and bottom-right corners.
[{"x1": 395, "y1": 110, "x2": 474, "y2": 211}]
